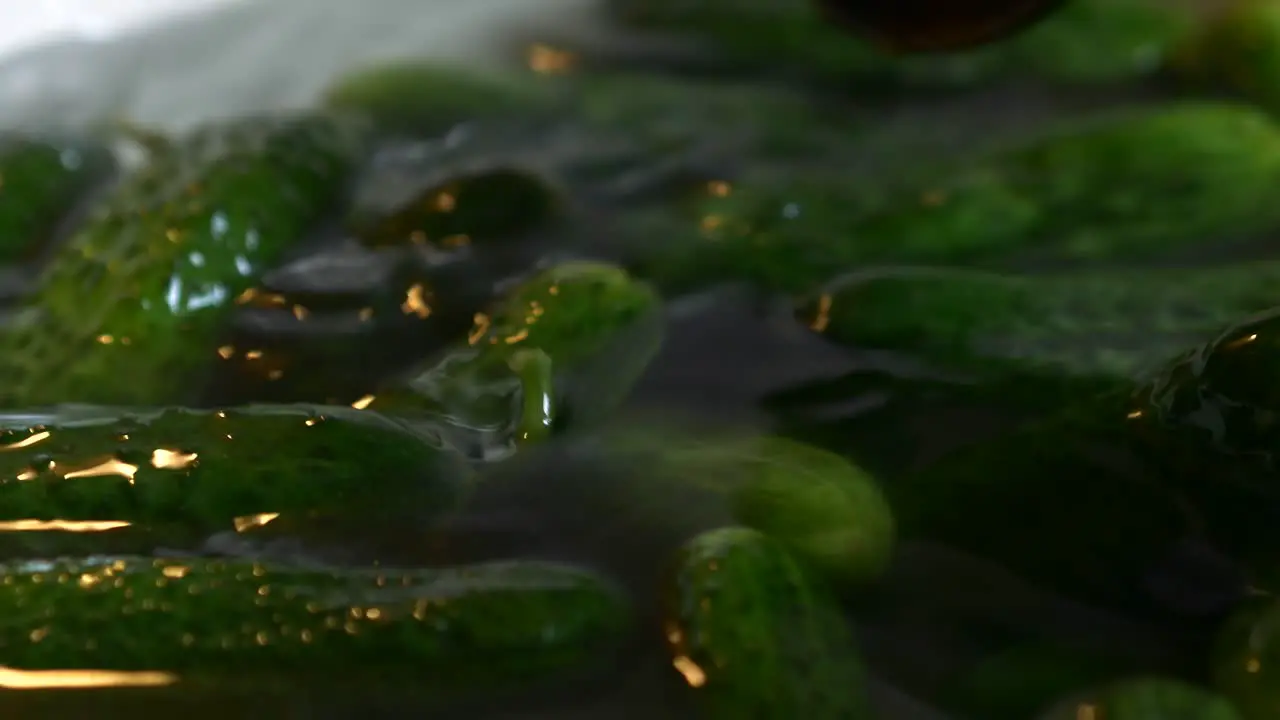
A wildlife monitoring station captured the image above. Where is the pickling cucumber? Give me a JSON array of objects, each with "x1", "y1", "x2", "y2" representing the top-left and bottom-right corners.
[
  {"x1": 1037, "y1": 677, "x2": 1241, "y2": 719},
  {"x1": 0, "y1": 114, "x2": 368, "y2": 406},
  {"x1": 0, "y1": 135, "x2": 115, "y2": 264},
  {"x1": 0, "y1": 404, "x2": 468, "y2": 551},
  {"x1": 643, "y1": 102, "x2": 1280, "y2": 292},
  {"x1": 373, "y1": 261, "x2": 663, "y2": 453},
  {"x1": 664, "y1": 527, "x2": 870, "y2": 719},
  {"x1": 0, "y1": 556, "x2": 630, "y2": 692},
  {"x1": 801, "y1": 263, "x2": 1280, "y2": 390},
  {"x1": 611, "y1": 0, "x2": 1189, "y2": 89}
]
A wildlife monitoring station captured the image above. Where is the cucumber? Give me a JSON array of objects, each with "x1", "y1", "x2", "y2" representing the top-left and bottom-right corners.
[
  {"x1": 0, "y1": 404, "x2": 468, "y2": 552},
  {"x1": 665, "y1": 527, "x2": 870, "y2": 719},
  {"x1": 0, "y1": 135, "x2": 115, "y2": 265},
  {"x1": 0, "y1": 114, "x2": 367, "y2": 406},
  {"x1": 1038, "y1": 677, "x2": 1241, "y2": 719},
  {"x1": 0, "y1": 556, "x2": 630, "y2": 693},
  {"x1": 373, "y1": 262, "x2": 663, "y2": 452},
  {"x1": 889, "y1": 392, "x2": 1201, "y2": 613},
  {"x1": 610, "y1": 0, "x2": 1188, "y2": 89},
  {"x1": 322, "y1": 62, "x2": 558, "y2": 136},
  {"x1": 802, "y1": 263, "x2": 1280, "y2": 389},
  {"x1": 643, "y1": 102, "x2": 1280, "y2": 293}
]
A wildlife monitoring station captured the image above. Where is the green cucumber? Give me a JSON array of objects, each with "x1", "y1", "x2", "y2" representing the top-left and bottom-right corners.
[
  {"x1": 0, "y1": 135, "x2": 115, "y2": 264},
  {"x1": 1038, "y1": 677, "x2": 1241, "y2": 719},
  {"x1": 0, "y1": 404, "x2": 468, "y2": 551},
  {"x1": 643, "y1": 102, "x2": 1280, "y2": 292},
  {"x1": 665, "y1": 527, "x2": 870, "y2": 719},
  {"x1": 610, "y1": 0, "x2": 1188, "y2": 89},
  {"x1": 373, "y1": 262, "x2": 663, "y2": 450},
  {"x1": 802, "y1": 263, "x2": 1280, "y2": 389},
  {"x1": 0, "y1": 114, "x2": 367, "y2": 406},
  {"x1": 0, "y1": 556, "x2": 629, "y2": 692},
  {"x1": 322, "y1": 62, "x2": 558, "y2": 136}
]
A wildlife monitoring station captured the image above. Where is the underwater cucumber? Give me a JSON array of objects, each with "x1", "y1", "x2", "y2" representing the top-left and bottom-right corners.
[
  {"x1": 664, "y1": 527, "x2": 870, "y2": 719},
  {"x1": 0, "y1": 555, "x2": 629, "y2": 692},
  {"x1": 1037, "y1": 677, "x2": 1241, "y2": 719},
  {"x1": 0, "y1": 135, "x2": 115, "y2": 265},
  {"x1": 0, "y1": 114, "x2": 367, "y2": 406},
  {"x1": 611, "y1": 0, "x2": 1188, "y2": 89},
  {"x1": 801, "y1": 263, "x2": 1280, "y2": 388},
  {"x1": 373, "y1": 261, "x2": 663, "y2": 452},
  {"x1": 0, "y1": 404, "x2": 468, "y2": 551},
  {"x1": 644, "y1": 102, "x2": 1280, "y2": 292}
]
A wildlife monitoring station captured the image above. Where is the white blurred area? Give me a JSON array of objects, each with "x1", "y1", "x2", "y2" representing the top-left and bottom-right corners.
[
  {"x1": 0, "y1": 0, "x2": 246, "y2": 58},
  {"x1": 0, "y1": 0, "x2": 610, "y2": 132}
]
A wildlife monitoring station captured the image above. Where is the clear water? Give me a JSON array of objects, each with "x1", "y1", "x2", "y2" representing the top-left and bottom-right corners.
[{"x1": 0, "y1": 1, "x2": 1261, "y2": 718}]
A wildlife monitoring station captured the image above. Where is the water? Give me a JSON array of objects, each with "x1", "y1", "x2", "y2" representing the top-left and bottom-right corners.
[{"x1": 0, "y1": 0, "x2": 1270, "y2": 718}]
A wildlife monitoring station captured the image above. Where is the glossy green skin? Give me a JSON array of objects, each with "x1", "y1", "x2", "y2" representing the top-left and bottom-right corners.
[
  {"x1": 0, "y1": 405, "x2": 468, "y2": 552},
  {"x1": 374, "y1": 261, "x2": 663, "y2": 444},
  {"x1": 322, "y1": 62, "x2": 559, "y2": 136},
  {"x1": 348, "y1": 168, "x2": 564, "y2": 248},
  {"x1": 645, "y1": 103, "x2": 1280, "y2": 292},
  {"x1": 1038, "y1": 677, "x2": 1241, "y2": 719},
  {"x1": 0, "y1": 114, "x2": 366, "y2": 407},
  {"x1": 0, "y1": 555, "x2": 629, "y2": 687},
  {"x1": 665, "y1": 527, "x2": 869, "y2": 719},
  {"x1": 805, "y1": 263, "x2": 1280, "y2": 387},
  {"x1": 0, "y1": 136, "x2": 115, "y2": 264},
  {"x1": 610, "y1": 0, "x2": 1189, "y2": 89}
]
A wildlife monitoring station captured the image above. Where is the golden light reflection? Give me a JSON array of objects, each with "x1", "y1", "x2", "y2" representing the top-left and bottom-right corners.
[
  {"x1": 1, "y1": 431, "x2": 50, "y2": 451},
  {"x1": 809, "y1": 293, "x2": 832, "y2": 333},
  {"x1": 63, "y1": 459, "x2": 138, "y2": 482},
  {"x1": 0, "y1": 667, "x2": 177, "y2": 689},
  {"x1": 707, "y1": 180, "x2": 732, "y2": 197},
  {"x1": 216, "y1": 345, "x2": 235, "y2": 359},
  {"x1": 151, "y1": 449, "x2": 198, "y2": 470},
  {"x1": 0, "y1": 519, "x2": 130, "y2": 532},
  {"x1": 351, "y1": 395, "x2": 376, "y2": 410},
  {"x1": 468, "y1": 313, "x2": 492, "y2": 345},
  {"x1": 233, "y1": 513, "x2": 280, "y2": 532},
  {"x1": 527, "y1": 44, "x2": 575, "y2": 74},
  {"x1": 1074, "y1": 703, "x2": 1097, "y2": 720},
  {"x1": 401, "y1": 284, "x2": 432, "y2": 319},
  {"x1": 672, "y1": 656, "x2": 707, "y2": 688}
]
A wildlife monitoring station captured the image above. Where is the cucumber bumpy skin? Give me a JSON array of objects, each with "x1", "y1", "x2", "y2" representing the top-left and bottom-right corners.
[
  {"x1": 0, "y1": 114, "x2": 367, "y2": 406},
  {"x1": 374, "y1": 262, "x2": 663, "y2": 449},
  {"x1": 0, "y1": 135, "x2": 115, "y2": 264},
  {"x1": 0, "y1": 556, "x2": 630, "y2": 692},
  {"x1": 644, "y1": 102, "x2": 1280, "y2": 293},
  {"x1": 664, "y1": 527, "x2": 870, "y2": 719},
  {"x1": 0, "y1": 404, "x2": 468, "y2": 550},
  {"x1": 802, "y1": 263, "x2": 1280, "y2": 387}
]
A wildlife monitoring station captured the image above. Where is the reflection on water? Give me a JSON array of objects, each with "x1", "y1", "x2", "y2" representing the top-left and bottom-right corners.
[{"x1": 0, "y1": 0, "x2": 1274, "y2": 717}]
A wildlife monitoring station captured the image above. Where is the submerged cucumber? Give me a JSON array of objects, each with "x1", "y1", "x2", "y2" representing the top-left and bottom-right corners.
[
  {"x1": 611, "y1": 0, "x2": 1188, "y2": 89},
  {"x1": 664, "y1": 527, "x2": 870, "y2": 719},
  {"x1": 0, "y1": 556, "x2": 629, "y2": 691},
  {"x1": 0, "y1": 404, "x2": 467, "y2": 548},
  {"x1": 0, "y1": 114, "x2": 367, "y2": 406},
  {"x1": 802, "y1": 263, "x2": 1280, "y2": 389},
  {"x1": 374, "y1": 262, "x2": 663, "y2": 453},
  {"x1": 0, "y1": 135, "x2": 115, "y2": 264},
  {"x1": 644, "y1": 103, "x2": 1280, "y2": 292},
  {"x1": 1038, "y1": 677, "x2": 1241, "y2": 719}
]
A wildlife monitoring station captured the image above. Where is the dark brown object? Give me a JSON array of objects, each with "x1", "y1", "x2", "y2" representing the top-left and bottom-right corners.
[{"x1": 814, "y1": 0, "x2": 1071, "y2": 53}]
